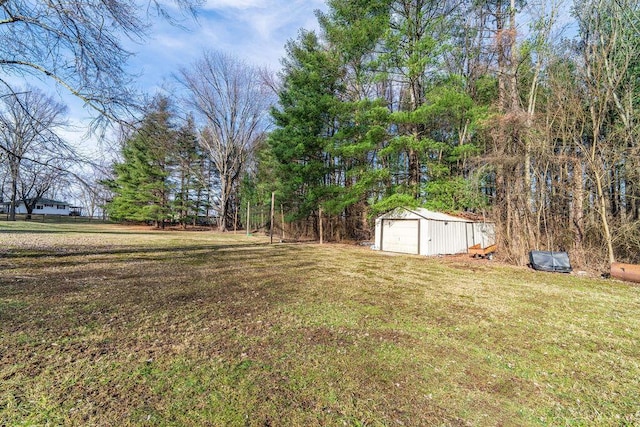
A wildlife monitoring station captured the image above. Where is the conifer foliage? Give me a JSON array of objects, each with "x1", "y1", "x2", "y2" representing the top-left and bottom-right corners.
[
  {"x1": 246, "y1": 0, "x2": 640, "y2": 266},
  {"x1": 104, "y1": 97, "x2": 209, "y2": 228}
]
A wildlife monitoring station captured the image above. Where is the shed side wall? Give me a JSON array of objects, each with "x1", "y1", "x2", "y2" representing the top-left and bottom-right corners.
[
  {"x1": 427, "y1": 220, "x2": 469, "y2": 255},
  {"x1": 466, "y1": 222, "x2": 496, "y2": 248}
]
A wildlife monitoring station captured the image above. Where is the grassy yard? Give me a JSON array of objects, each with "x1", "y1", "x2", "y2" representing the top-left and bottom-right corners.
[{"x1": 1, "y1": 222, "x2": 639, "y2": 426}]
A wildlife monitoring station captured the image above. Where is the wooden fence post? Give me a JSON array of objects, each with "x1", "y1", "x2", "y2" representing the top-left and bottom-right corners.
[
  {"x1": 319, "y1": 207, "x2": 323, "y2": 245},
  {"x1": 234, "y1": 202, "x2": 238, "y2": 234},
  {"x1": 281, "y1": 204, "x2": 285, "y2": 240},
  {"x1": 270, "y1": 192, "x2": 275, "y2": 244},
  {"x1": 246, "y1": 201, "x2": 250, "y2": 236}
]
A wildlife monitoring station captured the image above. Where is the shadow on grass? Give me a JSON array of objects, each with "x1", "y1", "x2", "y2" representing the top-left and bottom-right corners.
[
  {"x1": 0, "y1": 241, "x2": 271, "y2": 260},
  {"x1": 0, "y1": 228, "x2": 192, "y2": 236},
  {"x1": 0, "y1": 242, "x2": 316, "y2": 348},
  {"x1": 0, "y1": 244, "x2": 307, "y2": 303}
]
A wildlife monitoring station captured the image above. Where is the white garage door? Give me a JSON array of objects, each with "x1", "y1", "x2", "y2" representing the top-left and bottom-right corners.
[{"x1": 381, "y1": 219, "x2": 420, "y2": 254}]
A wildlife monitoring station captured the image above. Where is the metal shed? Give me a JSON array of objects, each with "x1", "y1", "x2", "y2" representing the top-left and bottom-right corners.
[{"x1": 374, "y1": 207, "x2": 495, "y2": 256}]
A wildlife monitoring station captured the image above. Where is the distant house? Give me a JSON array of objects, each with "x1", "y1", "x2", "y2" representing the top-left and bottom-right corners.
[{"x1": 0, "y1": 198, "x2": 75, "y2": 216}]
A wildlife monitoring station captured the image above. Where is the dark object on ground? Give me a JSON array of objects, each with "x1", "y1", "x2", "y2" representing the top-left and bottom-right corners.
[
  {"x1": 529, "y1": 251, "x2": 572, "y2": 273},
  {"x1": 610, "y1": 262, "x2": 640, "y2": 284}
]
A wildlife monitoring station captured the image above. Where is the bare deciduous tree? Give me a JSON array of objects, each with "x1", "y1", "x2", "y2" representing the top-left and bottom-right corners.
[
  {"x1": 0, "y1": 0, "x2": 201, "y2": 124},
  {"x1": 73, "y1": 161, "x2": 114, "y2": 219},
  {"x1": 18, "y1": 157, "x2": 72, "y2": 219},
  {"x1": 179, "y1": 51, "x2": 273, "y2": 231},
  {"x1": 575, "y1": 0, "x2": 640, "y2": 265},
  {"x1": 0, "y1": 87, "x2": 71, "y2": 220}
]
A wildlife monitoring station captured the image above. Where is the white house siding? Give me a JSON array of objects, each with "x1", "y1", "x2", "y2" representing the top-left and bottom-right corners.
[
  {"x1": 36, "y1": 205, "x2": 70, "y2": 215},
  {"x1": 4, "y1": 201, "x2": 70, "y2": 215}
]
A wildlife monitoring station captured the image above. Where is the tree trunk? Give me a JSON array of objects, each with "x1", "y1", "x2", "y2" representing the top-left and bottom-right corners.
[
  {"x1": 218, "y1": 176, "x2": 231, "y2": 232},
  {"x1": 9, "y1": 163, "x2": 18, "y2": 221},
  {"x1": 571, "y1": 157, "x2": 584, "y2": 257},
  {"x1": 25, "y1": 203, "x2": 33, "y2": 221},
  {"x1": 408, "y1": 147, "x2": 420, "y2": 197},
  {"x1": 594, "y1": 170, "x2": 615, "y2": 265}
]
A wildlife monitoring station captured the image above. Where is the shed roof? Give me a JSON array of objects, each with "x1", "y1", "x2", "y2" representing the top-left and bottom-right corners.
[{"x1": 379, "y1": 207, "x2": 482, "y2": 223}]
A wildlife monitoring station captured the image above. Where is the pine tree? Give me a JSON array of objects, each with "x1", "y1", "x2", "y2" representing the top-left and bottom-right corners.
[
  {"x1": 318, "y1": 0, "x2": 392, "y2": 237},
  {"x1": 105, "y1": 97, "x2": 175, "y2": 227},
  {"x1": 268, "y1": 31, "x2": 343, "y2": 225},
  {"x1": 171, "y1": 115, "x2": 206, "y2": 227}
]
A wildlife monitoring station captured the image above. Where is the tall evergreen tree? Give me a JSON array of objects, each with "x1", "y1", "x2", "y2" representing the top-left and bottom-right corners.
[
  {"x1": 382, "y1": 0, "x2": 458, "y2": 198},
  {"x1": 318, "y1": 0, "x2": 393, "y2": 237},
  {"x1": 105, "y1": 97, "x2": 175, "y2": 227},
  {"x1": 171, "y1": 114, "x2": 206, "y2": 227},
  {"x1": 268, "y1": 31, "x2": 343, "y2": 229}
]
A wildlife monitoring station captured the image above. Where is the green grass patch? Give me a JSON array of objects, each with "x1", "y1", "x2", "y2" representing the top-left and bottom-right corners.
[{"x1": 1, "y1": 222, "x2": 639, "y2": 425}]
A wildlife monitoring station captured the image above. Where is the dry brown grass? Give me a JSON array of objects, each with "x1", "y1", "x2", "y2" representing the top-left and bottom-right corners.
[{"x1": 1, "y1": 222, "x2": 639, "y2": 426}]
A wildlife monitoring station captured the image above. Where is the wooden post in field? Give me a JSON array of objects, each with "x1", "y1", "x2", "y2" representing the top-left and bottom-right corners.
[
  {"x1": 280, "y1": 204, "x2": 285, "y2": 241},
  {"x1": 319, "y1": 207, "x2": 323, "y2": 245},
  {"x1": 270, "y1": 192, "x2": 275, "y2": 244},
  {"x1": 234, "y1": 202, "x2": 238, "y2": 234},
  {"x1": 246, "y1": 201, "x2": 250, "y2": 237}
]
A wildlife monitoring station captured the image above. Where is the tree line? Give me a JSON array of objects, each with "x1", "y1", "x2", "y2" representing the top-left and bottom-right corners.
[
  {"x1": 243, "y1": 0, "x2": 639, "y2": 268},
  {"x1": 2, "y1": 0, "x2": 639, "y2": 268}
]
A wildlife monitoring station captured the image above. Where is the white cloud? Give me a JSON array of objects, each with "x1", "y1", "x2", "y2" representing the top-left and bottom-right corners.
[
  {"x1": 7, "y1": 0, "x2": 327, "y2": 158},
  {"x1": 203, "y1": 0, "x2": 267, "y2": 10},
  {"x1": 131, "y1": 0, "x2": 325, "y2": 76}
]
